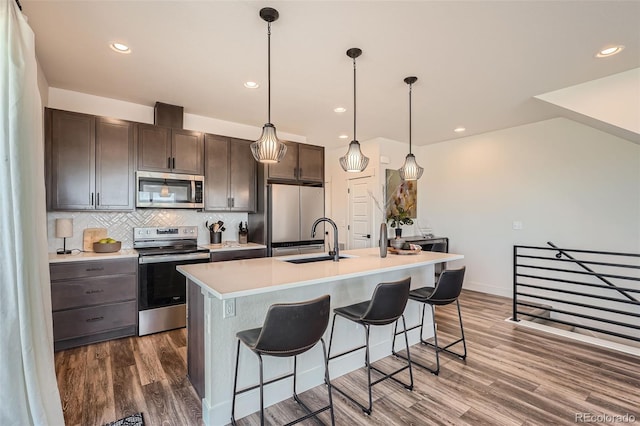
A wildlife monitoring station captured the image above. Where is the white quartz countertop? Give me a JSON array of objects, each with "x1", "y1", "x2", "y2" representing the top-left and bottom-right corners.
[
  {"x1": 48, "y1": 243, "x2": 266, "y2": 263},
  {"x1": 178, "y1": 247, "x2": 463, "y2": 300},
  {"x1": 48, "y1": 249, "x2": 139, "y2": 263},
  {"x1": 204, "y1": 242, "x2": 267, "y2": 252}
]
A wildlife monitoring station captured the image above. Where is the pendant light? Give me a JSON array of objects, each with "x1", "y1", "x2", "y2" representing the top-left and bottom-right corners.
[
  {"x1": 339, "y1": 48, "x2": 369, "y2": 173},
  {"x1": 398, "y1": 76, "x2": 424, "y2": 181},
  {"x1": 250, "y1": 7, "x2": 287, "y2": 163}
]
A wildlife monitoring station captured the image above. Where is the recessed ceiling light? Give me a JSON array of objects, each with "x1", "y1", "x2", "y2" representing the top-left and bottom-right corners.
[
  {"x1": 339, "y1": 134, "x2": 349, "y2": 139},
  {"x1": 334, "y1": 107, "x2": 347, "y2": 113},
  {"x1": 244, "y1": 81, "x2": 260, "y2": 89},
  {"x1": 110, "y1": 42, "x2": 131, "y2": 54},
  {"x1": 454, "y1": 127, "x2": 466, "y2": 133},
  {"x1": 596, "y1": 45, "x2": 624, "y2": 58}
]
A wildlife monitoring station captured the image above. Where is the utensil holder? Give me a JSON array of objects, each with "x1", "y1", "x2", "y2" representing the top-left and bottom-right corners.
[
  {"x1": 210, "y1": 231, "x2": 222, "y2": 244},
  {"x1": 239, "y1": 232, "x2": 248, "y2": 244}
]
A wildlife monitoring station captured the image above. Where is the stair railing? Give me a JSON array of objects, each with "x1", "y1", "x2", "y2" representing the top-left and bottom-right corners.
[{"x1": 512, "y1": 244, "x2": 640, "y2": 343}]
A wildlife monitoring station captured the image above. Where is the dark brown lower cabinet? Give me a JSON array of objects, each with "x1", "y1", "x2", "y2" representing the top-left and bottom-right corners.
[
  {"x1": 50, "y1": 258, "x2": 138, "y2": 351},
  {"x1": 187, "y1": 248, "x2": 267, "y2": 398}
]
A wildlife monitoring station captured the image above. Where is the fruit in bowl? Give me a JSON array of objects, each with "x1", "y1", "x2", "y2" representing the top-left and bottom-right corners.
[{"x1": 93, "y1": 237, "x2": 121, "y2": 253}]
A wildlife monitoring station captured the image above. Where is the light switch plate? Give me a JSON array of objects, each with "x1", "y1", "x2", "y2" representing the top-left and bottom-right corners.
[{"x1": 512, "y1": 221, "x2": 523, "y2": 230}]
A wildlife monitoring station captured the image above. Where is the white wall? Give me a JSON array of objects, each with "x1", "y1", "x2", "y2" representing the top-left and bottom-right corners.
[
  {"x1": 36, "y1": 60, "x2": 48, "y2": 106},
  {"x1": 47, "y1": 87, "x2": 306, "y2": 142},
  {"x1": 417, "y1": 117, "x2": 640, "y2": 297}
]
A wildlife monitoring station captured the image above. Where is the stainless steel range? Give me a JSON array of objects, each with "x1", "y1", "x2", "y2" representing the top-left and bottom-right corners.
[{"x1": 134, "y1": 226, "x2": 210, "y2": 336}]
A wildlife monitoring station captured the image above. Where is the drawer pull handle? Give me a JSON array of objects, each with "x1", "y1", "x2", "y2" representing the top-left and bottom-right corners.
[
  {"x1": 172, "y1": 296, "x2": 181, "y2": 301},
  {"x1": 86, "y1": 316, "x2": 104, "y2": 323},
  {"x1": 85, "y1": 267, "x2": 104, "y2": 272},
  {"x1": 85, "y1": 289, "x2": 104, "y2": 294}
]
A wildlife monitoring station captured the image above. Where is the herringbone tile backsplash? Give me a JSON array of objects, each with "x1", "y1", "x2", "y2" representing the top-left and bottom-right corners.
[{"x1": 47, "y1": 210, "x2": 249, "y2": 252}]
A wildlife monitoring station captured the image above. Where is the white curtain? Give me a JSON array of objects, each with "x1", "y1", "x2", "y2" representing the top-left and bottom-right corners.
[{"x1": 0, "y1": 0, "x2": 64, "y2": 424}]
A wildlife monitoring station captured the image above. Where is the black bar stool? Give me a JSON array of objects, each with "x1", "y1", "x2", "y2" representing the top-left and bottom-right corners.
[
  {"x1": 231, "y1": 295, "x2": 335, "y2": 426},
  {"x1": 393, "y1": 267, "x2": 467, "y2": 375},
  {"x1": 327, "y1": 278, "x2": 413, "y2": 415},
  {"x1": 430, "y1": 241, "x2": 448, "y2": 281}
]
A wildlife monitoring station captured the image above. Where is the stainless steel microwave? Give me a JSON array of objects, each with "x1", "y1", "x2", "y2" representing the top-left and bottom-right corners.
[{"x1": 136, "y1": 171, "x2": 204, "y2": 209}]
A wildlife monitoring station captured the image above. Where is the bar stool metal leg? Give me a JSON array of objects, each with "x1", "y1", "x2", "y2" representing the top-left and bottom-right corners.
[
  {"x1": 320, "y1": 338, "x2": 336, "y2": 426},
  {"x1": 393, "y1": 301, "x2": 467, "y2": 375},
  {"x1": 420, "y1": 303, "x2": 467, "y2": 360},
  {"x1": 258, "y1": 353, "x2": 265, "y2": 426},
  {"x1": 328, "y1": 317, "x2": 413, "y2": 415},
  {"x1": 231, "y1": 339, "x2": 241, "y2": 425}
]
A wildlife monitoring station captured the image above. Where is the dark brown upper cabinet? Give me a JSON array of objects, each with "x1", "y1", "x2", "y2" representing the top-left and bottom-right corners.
[
  {"x1": 137, "y1": 124, "x2": 203, "y2": 175},
  {"x1": 46, "y1": 109, "x2": 135, "y2": 211},
  {"x1": 267, "y1": 141, "x2": 324, "y2": 184},
  {"x1": 204, "y1": 135, "x2": 257, "y2": 212}
]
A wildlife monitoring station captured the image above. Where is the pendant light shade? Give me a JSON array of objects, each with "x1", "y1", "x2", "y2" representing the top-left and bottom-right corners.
[
  {"x1": 340, "y1": 48, "x2": 369, "y2": 173},
  {"x1": 251, "y1": 7, "x2": 287, "y2": 163},
  {"x1": 340, "y1": 140, "x2": 369, "y2": 172},
  {"x1": 398, "y1": 76, "x2": 424, "y2": 181},
  {"x1": 251, "y1": 123, "x2": 286, "y2": 164}
]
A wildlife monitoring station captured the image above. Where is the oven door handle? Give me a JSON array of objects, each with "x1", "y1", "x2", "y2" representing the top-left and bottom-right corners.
[{"x1": 139, "y1": 252, "x2": 210, "y2": 264}]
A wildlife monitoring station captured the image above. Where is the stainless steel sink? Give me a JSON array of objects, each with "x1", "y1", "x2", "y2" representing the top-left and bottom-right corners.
[{"x1": 283, "y1": 255, "x2": 353, "y2": 264}]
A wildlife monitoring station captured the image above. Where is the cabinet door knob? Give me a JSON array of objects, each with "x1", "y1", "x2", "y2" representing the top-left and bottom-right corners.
[
  {"x1": 91, "y1": 193, "x2": 94, "y2": 206},
  {"x1": 96, "y1": 193, "x2": 100, "y2": 206},
  {"x1": 172, "y1": 157, "x2": 176, "y2": 169},
  {"x1": 86, "y1": 316, "x2": 104, "y2": 323},
  {"x1": 168, "y1": 157, "x2": 171, "y2": 169}
]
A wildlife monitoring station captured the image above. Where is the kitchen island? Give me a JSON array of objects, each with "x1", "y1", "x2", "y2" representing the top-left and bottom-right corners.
[{"x1": 178, "y1": 247, "x2": 463, "y2": 425}]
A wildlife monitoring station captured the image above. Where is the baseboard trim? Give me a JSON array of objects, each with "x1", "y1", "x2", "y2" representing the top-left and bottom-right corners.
[{"x1": 506, "y1": 318, "x2": 640, "y2": 357}]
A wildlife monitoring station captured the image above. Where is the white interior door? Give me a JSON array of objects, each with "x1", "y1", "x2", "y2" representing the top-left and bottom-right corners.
[{"x1": 348, "y1": 177, "x2": 373, "y2": 249}]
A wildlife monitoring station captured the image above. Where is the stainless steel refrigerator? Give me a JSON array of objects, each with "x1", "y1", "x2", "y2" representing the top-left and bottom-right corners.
[{"x1": 249, "y1": 183, "x2": 325, "y2": 256}]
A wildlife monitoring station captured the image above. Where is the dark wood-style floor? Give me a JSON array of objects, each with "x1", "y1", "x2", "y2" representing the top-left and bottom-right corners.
[{"x1": 55, "y1": 290, "x2": 640, "y2": 425}]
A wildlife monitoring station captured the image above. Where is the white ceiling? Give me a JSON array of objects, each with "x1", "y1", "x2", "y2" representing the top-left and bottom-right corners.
[{"x1": 22, "y1": 1, "x2": 640, "y2": 148}]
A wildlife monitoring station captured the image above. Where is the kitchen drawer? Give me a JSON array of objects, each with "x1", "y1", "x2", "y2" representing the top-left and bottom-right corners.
[
  {"x1": 50, "y1": 258, "x2": 137, "y2": 281},
  {"x1": 51, "y1": 274, "x2": 136, "y2": 311},
  {"x1": 210, "y1": 248, "x2": 266, "y2": 262},
  {"x1": 53, "y1": 300, "x2": 137, "y2": 341}
]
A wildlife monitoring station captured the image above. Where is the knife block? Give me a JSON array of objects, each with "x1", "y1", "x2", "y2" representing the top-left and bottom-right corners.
[{"x1": 238, "y1": 232, "x2": 248, "y2": 244}]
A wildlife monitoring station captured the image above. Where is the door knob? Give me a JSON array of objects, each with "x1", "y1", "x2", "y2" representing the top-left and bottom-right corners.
[{"x1": 366, "y1": 234, "x2": 371, "y2": 238}]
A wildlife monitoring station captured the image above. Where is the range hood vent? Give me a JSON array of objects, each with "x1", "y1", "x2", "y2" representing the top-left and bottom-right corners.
[{"x1": 154, "y1": 102, "x2": 183, "y2": 129}]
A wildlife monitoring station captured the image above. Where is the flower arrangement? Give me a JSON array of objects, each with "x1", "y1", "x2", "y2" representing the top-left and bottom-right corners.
[{"x1": 387, "y1": 206, "x2": 414, "y2": 228}]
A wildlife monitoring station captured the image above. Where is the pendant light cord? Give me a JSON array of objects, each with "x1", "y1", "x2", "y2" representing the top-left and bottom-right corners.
[
  {"x1": 267, "y1": 22, "x2": 272, "y2": 124},
  {"x1": 408, "y1": 82, "x2": 412, "y2": 154},
  {"x1": 353, "y1": 56, "x2": 357, "y2": 142}
]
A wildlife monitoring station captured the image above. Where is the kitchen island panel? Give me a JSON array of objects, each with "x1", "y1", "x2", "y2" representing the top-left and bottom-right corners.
[{"x1": 178, "y1": 247, "x2": 461, "y2": 425}]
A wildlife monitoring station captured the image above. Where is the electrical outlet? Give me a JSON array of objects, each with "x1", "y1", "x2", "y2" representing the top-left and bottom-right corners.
[{"x1": 223, "y1": 298, "x2": 236, "y2": 318}]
